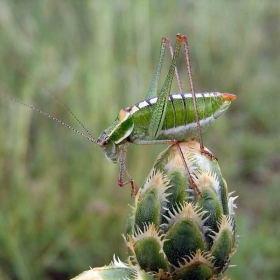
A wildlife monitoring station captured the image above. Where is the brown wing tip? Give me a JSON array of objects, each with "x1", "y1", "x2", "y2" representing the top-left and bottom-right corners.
[{"x1": 221, "y1": 93, "x2": 236, "y2": 102}]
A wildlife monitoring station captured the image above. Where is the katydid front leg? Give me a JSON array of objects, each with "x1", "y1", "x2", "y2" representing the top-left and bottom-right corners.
[{"x1": 118, "y1": 142, "x2": 138, "y2": 195}]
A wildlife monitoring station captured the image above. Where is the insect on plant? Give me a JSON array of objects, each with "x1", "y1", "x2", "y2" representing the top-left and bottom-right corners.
[{"x1": 3, "y1": 34, "x2": 235, "y2": 195}]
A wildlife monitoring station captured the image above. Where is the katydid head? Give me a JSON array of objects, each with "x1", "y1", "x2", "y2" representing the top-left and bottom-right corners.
[
  {"x1": 96, "y1": 132, "x2": 120, "y2": 163},
  {"x1": 96, "y1": 108, "x2": 135, "y2": 163},
  {"x1": 213, "y1": 93, "x2": 236, "y2": 119}
]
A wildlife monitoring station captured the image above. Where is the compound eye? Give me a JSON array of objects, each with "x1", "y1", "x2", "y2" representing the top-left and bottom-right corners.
[{"x1": 102, "y1": 139, "x2": 109, "y2": 147}]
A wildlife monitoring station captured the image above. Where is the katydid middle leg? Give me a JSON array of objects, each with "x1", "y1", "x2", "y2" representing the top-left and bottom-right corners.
[{"x1": 134, "y1": 138, "x2": 202, "y2": 196}]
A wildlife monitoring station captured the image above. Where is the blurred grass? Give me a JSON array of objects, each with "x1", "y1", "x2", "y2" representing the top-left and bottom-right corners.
[{"x1": 0, "y1": 0, "x2": 279, "y2": 279}]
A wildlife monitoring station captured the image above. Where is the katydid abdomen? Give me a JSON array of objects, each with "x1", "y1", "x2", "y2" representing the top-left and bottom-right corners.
[{"x1": 128, "y1": 92, "x2": 235, "y2": 142}]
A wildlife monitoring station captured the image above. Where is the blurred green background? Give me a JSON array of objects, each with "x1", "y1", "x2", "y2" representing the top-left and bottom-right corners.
[{"x1": 0, "y1": 0, "x2": 279, "y2": 279}]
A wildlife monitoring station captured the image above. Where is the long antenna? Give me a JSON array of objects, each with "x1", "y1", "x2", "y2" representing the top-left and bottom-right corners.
[
  {"x1": 0, "y1": 92, "x2": 98, "y2": 144},
  {"x1": 7, "y1": 56, "x2": 95, "y2": 141},
  {"x1": 38, "y1": 84, "x2": 95, "y2": 140}
]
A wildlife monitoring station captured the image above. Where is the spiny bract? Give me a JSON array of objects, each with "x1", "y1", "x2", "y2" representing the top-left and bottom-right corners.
[
  {"x1": 125, "y1": 141, "x2": 238, "y2": 280},
  {"x1": 72, "y1": 141, "x2": 238, "y2": 280}
]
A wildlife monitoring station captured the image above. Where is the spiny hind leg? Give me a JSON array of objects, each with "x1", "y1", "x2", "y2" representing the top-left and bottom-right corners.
[
  {"x1": 146, "y1": 37, "x2": 167, "y2": 99},
  {"x1": 148, "y1": 34, "x2": 186, "y2": 140},
  {"x1": 190, "y1": 137, "x2": 218, "y2": 161},
  {"x1": 146, "y1": 36, "x2": 182, "y2": 99},
  {"x1": 201, "y1": 149, "x2": 218, "y2": 161},
  {"x1": 181, "y1": 35, "x2": 218, "y2": 161},
  {"x1": 164, "y1": 37, "x2": 183, "y2": 93},
  {"x1": 180, "y1": 35, "x2": 205, "y2": 154}
]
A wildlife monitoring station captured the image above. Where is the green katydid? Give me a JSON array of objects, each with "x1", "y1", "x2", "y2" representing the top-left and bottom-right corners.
[
  {"x1": 2, "y1": 34, "x2": 235, "y2": 195},
  {"x1": 95, "y1": 34, "x2": 235, "y2": 193}
]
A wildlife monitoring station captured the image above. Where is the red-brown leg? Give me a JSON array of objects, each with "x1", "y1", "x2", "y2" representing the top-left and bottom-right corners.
[
  {"x1": 118, "y1": 143, "x2": 138, "y2": 196},
  {"x1": 172, "y1": 140, "x2": 202, "y2": 197},
  {"x1": 180, "y1": 34, "x2": 218, "y2": 161}
]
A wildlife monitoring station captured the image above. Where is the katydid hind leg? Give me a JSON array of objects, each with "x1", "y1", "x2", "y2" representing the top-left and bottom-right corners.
[
  {"x1": 146, "y1": 36, "x2": 183, "y2": 100},
  {"x1": 166, "y1": 37, "x2": 183, "y2": 93},
  {"x1": 181, "y1": 35, "x2": 217, "y2": 160},
  {"x1": 146, "y1": 37, "x2": 167, "y2": 99},
  {"x1": 148, "y1": 34, "x2": 184, "y2": 140},
  {"x1": 180, "y1": 35, "x2": 204, "y2": 152}
]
